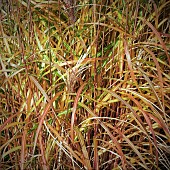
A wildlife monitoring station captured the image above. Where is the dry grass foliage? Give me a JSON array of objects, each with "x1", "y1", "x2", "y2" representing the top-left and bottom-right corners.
[{"x1": 0, "y1": 0, "x2": 170, "y2": 169}]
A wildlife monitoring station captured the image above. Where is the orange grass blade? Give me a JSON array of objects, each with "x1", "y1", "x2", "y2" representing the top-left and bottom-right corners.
[
  {"x1": 71, "y1": 83, "x2": 86, "y2": 142},
  {"x1": 124, "y1": 40, "x2": 138, "y2": 90},
  {"x1": 93, "y1": 137, "x2": 99, "y2": 170},
  {"x1": 29, "y1": 75, "x2": 50, "y2": 102},
  {"x1": 45, "y1": 122, "x2": 84, "y2": 166},
  {"x1": 20, "y1": 129, "x2": 26, "y2": 170},
  {"x1": 114, "y1": 127, "x2": 148, "y2": 169},
  {"x1": 142, "y1": 47, "x2": 165, "y2": 112},
  {"x1": 126, "y1": 93, "x2": 159, "y2": 168},
  {"x1": 32, "y1": 91, "x2": 63, "y2": 156},
  {"x1": 39, "y1": 131, "x2": 49, "y2": 170},
  {"x1": 75, "y1": 127, "x2": 92, "y2": 170},
  {"x1": 120, "y1": 88, "x2": 170, "y2": 138},
  {"x1": 139, "y1": 17, "x2": 170, "y2": 65},
  {"x1": 0, "y1": 112, "x2": 22, "y2": 132},
  {"x1": 78, "y1": 102, "x2": 127, "y2": 169}
]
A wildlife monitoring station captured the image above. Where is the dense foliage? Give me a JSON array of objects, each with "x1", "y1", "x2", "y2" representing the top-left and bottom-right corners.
[{"x1": 0, "y1": 0, "x2": 170, "y2": 169}]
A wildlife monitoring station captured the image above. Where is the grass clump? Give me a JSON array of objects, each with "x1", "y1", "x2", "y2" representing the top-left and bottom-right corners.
[{"x1": 0, "y1": 0, "x2": 170, "y2": 169}]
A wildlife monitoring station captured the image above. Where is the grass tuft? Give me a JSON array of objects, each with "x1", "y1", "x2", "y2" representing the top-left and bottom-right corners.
[{"x1": 0, "y1": 0, "x2": 170, "y2": 169}]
